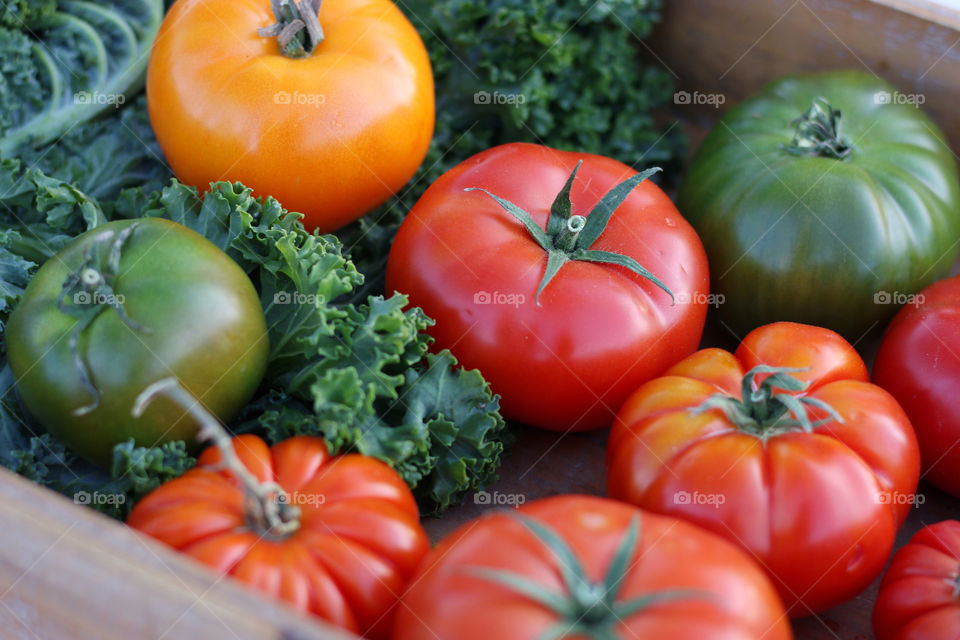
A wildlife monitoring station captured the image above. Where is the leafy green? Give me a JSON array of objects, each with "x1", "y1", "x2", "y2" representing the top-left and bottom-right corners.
[
  {"x1": 132, "y1": 181, "x2": 508, "y2": 514},
  {"x1": 0, "y1": 0, "x2": 165, "y2": 154},
  {"x1": 341, "y1": 0, "x2": 681, "y2": 280}
]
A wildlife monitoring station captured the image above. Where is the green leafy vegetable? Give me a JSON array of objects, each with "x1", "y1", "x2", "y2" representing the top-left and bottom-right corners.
[
  {"x1": 0, "y1": 0, "x2": 164, "y2": 154},
  {"x1": 132, "y1": 181, "x2": 509, "y2": 515}
]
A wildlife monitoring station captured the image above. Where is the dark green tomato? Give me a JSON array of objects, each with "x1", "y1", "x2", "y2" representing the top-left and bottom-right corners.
[
  {"x1": 678, "y1": 70, "x2": 960, "y2": 338},
  {"x1": 6, "y1": 218, "x2": 269, "y2": 466}
]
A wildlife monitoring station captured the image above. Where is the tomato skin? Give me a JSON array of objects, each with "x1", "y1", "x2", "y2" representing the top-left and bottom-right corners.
[
  {"x1": 148, "y1": 0, "x2": 434, "y2": 232},
  {"x1": 677, "y1": 70, "x2": 960, "y2": 338},
  {"x1": 6, "y1": 218, "x2": 268, "y2": 466},
  {"x1": 873, "y1": 520, "x2": 960, "y2": 640},
  {"x1": 606, "y1": 322, "x2": 921, "y2": 615},
  {"x1": 128, "y1": 435, "x2": 429, "y2": 639},
  {"x1": 873, "y1": 275, "x2": 960, "y2": 497},
  {"x1": 394, "y1": 495, "x2": 791, "y2": 640},
  {"x1": 386, "y1": 143, "x2": 710, "y2": 431}
]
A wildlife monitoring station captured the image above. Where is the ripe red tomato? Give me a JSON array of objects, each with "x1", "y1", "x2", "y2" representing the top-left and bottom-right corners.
[
  {"x1": 386, "y1": 143, "x2": 710, "y2": 431},
  {"x1": 128, "y1": 434, "x2": 428, "y2": 639},
  {"x1": 148, "y1": 0, "x2": 434, "y2": 232},
  {"x1": 873, "y1": 275, "x2": 960, "y2": 497},
  {"x1": 607, "y1": 322, "x2": 921, "y2": 615},
  {"x1": 394, "y1": 495, "x2": 792, "y2": 640},
  {"x1": 873, "y1": 520, "x2": 960, "y2": 640}
]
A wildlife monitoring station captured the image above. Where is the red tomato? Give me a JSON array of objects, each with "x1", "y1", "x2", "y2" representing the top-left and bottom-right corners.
[
  {"x1": 386, "y1": 143, "x2": 710, "y2": 431},
  {"x1": 394, "y1": 495, "x2": 792, "y2": 640},
  {"x1": 606, "y1": 322, "x2": 921, "y2": 615},
  {"x1": 873, "y1": 520, "x2": 960, "y2": 640},
  {"x1": 873, "y1": 275, "x2": 960, "y2": 497},
  {"x1": 128, "y1": 435, "x2": 428, "y2": 639}
]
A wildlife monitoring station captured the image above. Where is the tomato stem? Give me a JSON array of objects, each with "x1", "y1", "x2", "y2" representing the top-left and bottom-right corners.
[
  {"x1": 692, "y1": 365, "x2": 845, "y2": 438},
  {"x1": 259, "y1": 0, "x2": 325, "y2": 58},
  {"x1": 780, "y1": 97, "x2": 853, "y2": 160},
  {"x1": 465, "y1": 164, "x2": 673, "y2": 306},
  {"x1": 134, "y1": 378, "x2": 302, "y2": 539}
]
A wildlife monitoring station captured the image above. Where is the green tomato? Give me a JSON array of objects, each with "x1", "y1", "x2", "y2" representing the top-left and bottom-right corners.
[
  {"x1": 6, "y1": 218, "x2": 269, "y2": 466},
  {"x1": 678, "y1": 70, "x2": 960, "y2": 338}
]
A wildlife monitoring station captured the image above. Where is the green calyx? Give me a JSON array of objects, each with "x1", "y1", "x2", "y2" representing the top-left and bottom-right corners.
[
  {"x1": 258, "y1": 0, "x2": 325, "y2": 58},
  {"x1": 468, "y1": 515, "x2": 707, "y2": 640},
  {"x1": 780, "y1": 97, "x2": 853, "y2": 160},
  {"x1": 692, "y1": 365, "x2": 844, "y2": 439},
  {"x1": 57, "y1": 224, "x2": 151, "y2": 416},
  {"x1": 466, "y1": 162, "x2": 674, "y2": 306}
]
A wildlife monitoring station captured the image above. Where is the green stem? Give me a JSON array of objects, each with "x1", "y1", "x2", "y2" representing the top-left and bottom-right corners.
[
  {"x1": 466, "y1": 164, "x2": 672, "y2": 307},
  {"x1": 554, "y1": 215, "x2": 585, "y2": 251},
  {"x1": 780, "y1": 97, "x2": 853, "y2": 160},
  {"x1": 258, "y1": 0, "x2": 325, "y2": 58}
]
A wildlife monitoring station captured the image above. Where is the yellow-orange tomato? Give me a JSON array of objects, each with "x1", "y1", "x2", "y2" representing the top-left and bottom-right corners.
[{"x1": 147, "y1": 0, "x2": 434, "y2": 232}]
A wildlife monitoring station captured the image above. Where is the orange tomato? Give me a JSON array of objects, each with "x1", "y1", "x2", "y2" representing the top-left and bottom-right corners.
[
  {"x1": 127, "y1": 434, "x2": 429, "y2": 639},
  {"x1": 147, "y1": 0, "x2": 434, "y2": 231}
]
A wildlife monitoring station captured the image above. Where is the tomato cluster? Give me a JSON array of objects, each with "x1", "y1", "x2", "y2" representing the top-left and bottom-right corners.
[{"x1": 8, "y1": 0, "x2": 960, "y2": 637}]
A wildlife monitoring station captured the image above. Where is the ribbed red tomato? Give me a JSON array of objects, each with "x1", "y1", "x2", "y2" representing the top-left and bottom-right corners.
[
  {"x1": 607, "y1": 322, "x2": 921, "y2": 615},
  {"x1": 128, "y1": 434, "x2": 428, "y2": 639}
]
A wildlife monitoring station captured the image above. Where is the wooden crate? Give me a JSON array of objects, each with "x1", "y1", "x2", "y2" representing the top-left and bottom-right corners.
[{"x1": 2, "y1": 1, "x2": 959, "y2": 639}]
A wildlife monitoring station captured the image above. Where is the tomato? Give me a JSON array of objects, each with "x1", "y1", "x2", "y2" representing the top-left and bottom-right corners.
[
  {"x1": 677, "y1": 70, "x2": 960, "y2": 339},
  {"x1": 128, "y1": 433, "x2": 429, "y2": 639},
  {"x1": 874, "y1": 520, "x2": 960, "y2": 640},
  {"x1": 873, "y1": 275, "x2": 960, "y2": 497},
  {"x1": 6, "y1": 218, "x2": 268, "y2": 466},
  {"x1": 148, "y1": 0, "x2": 434, "y2": 232},
  {"x1": 394, "y1": 494, "x2": 791, "y2": 640},
  {"x1": 386, "y1": 143, "x2": 710, "y2": 431},
  {"x1": 606, "y1": 322, "x2": 921, "y2": 615}
]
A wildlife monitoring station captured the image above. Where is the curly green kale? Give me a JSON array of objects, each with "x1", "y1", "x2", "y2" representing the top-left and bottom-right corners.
[{"x1": 0, "y1": 0, "x2": 164, "y2": 153}]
